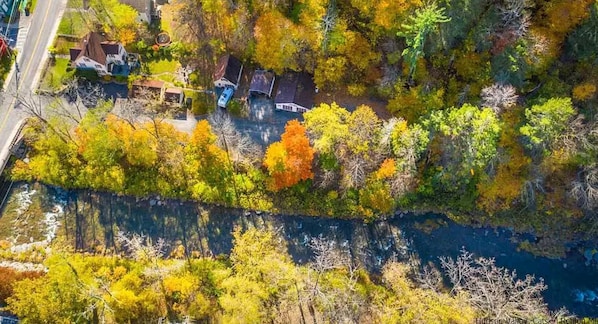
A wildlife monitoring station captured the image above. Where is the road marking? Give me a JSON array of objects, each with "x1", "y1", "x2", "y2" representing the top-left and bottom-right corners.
[{"x1": 0, "y1": 1, "x2": 52, "y2": 136}]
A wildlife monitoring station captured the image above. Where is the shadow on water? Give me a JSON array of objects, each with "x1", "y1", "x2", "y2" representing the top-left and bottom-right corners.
[{"x1": 3, "y1": 184, "x2": 598, "y2": 317}]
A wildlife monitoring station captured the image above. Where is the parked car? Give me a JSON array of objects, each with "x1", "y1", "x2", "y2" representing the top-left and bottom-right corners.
[{"x1": 218, "y1": 87, "x2": 234, "y2": 108}]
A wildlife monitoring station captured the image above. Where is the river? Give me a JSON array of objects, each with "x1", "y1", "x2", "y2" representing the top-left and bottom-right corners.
[{"x1": 1, "y1": 183, "x2": 597, "y2": 317}]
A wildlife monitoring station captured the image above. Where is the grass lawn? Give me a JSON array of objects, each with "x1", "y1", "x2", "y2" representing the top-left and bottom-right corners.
[
  {"x1": 146, "y1": 59, "x2": 180, "y2": 83},
  {"x1": 0, "y1": 54, "x2": 14, "y2": 89},
  {"x1": 41, "y1": 58, "x2": 75, "y2": 90},
  {"x1": 53, "y1": 37, "x2": 79, "y2": 55},
  {"x1": 184, "y1": 90, "x2": 215, "y2": 115},
  {"x1": 67, "y1": 0, "x2": 82, "y2": 8},
  {"x1": 57, "y1": 11, "x2": 92, "y2": 37}
]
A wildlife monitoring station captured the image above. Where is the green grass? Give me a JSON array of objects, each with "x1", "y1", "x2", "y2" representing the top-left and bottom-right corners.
[
  {"x1": 66, "y1": 0, "x2": 82, "y2": 8},
  {"x1": 184, "y1": 90, "x2": 215, "y2": 115},
  {"x1": 41, "y1": 58, "x2": 75, "y2": 90},
  {"x1": 53, "y1": 37, "x2": 78, "y2": 55},
  {"x1": 145, "y1": 59, "x2": 180, "y2": 83},
  {"x1": 57, "y1": 11, "x2": 92, "y2": 37}
]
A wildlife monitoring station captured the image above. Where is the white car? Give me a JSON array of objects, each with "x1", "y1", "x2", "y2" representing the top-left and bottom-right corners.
[{"x1": 218, "y1": 87, "x2": 234, "y2": 108}]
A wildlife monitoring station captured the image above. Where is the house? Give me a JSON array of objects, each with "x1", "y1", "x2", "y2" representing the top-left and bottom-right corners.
[
  {"x1": 249, "y1": 70, "x2": 275, "y2": 98},
  {"x1": 69, "y1": 32, "x2": 129, "y2": 76},
  {"x1": 0, "y1": 0, "x2": 16, "y2": 20},
  {"x1": 120, "y1": 0, "x2": 157, "y2": 24},
  {"x1": 274, "y1": 72, "x2": 316, "y2": 113},
  {"x1": 0, "y1": 37, "x2": 8, "y2": 57},
  {"x1": 213, "y1": 54, "x2": 243, "y2": 89}
]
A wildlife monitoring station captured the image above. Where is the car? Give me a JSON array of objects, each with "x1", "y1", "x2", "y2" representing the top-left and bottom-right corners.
[{"x1": 218, "y1": 87, "x2": 234, "y2": 108}]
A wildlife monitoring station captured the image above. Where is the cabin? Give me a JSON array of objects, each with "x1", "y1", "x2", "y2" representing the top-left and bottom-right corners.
[
  {"x1": 274, "y1": 72, "x2": 316, "y2": 113},
  {"x1": 213, "y1": 54, "x2": 243, "y2": 89},
  {"x1": 249, "y1": 70, "x2": 275, "y2": 98},
  {"x1": 69, "y1": 32, "x2": 129, "y2": 76}
]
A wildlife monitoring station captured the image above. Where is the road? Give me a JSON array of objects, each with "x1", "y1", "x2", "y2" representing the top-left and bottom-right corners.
[{"x1": 0, "y1": 0, "x2": 66, "y2": 170}]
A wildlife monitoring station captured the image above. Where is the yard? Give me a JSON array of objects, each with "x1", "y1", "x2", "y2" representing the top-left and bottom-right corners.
[
  {"x1": 145, "y1": 59, "x2": 181, "y2": 83},
  {"x1": 40, "y1": 58, "x2": 75, "y2": 91},
  {"x1": 57, "y1": 11, "x2": 93, "y2": 37}
]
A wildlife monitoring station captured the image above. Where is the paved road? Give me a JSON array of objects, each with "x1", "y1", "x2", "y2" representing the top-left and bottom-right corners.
[{"x1": 0, "y1": 0, "x2": 66, "y2": 169}]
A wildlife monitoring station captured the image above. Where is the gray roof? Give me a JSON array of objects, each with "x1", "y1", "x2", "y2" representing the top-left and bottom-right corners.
[
  {"x1": 274, "y1": 72, "x2": 315, "y2": 109},
  {"x1": 214, "y1": 54, "x2": 243, "y2": 85},
  {"x1": 249, "y1": 70, "x2": 275, "y2": 96},
  {"x1": 120, "y1": 0, "x2": 152, "y2": 15}
]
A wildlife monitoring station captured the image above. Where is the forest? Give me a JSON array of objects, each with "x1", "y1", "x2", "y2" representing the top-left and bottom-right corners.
[{"x1": 1, "y1": 0, "x2": 598, "y2": 321}]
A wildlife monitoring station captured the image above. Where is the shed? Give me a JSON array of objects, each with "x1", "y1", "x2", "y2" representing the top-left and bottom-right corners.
[
  {"x1": 213, "y1": 54, "x2": 243, "y2": 89},
  {"x1": 274, "y1": 72, "x2": 316, "y2": 113},
  {"x1": 131, "y1": 79, "x2": 164, "y2": 101},
  {"x1": 164, "y1": 87, "x2": 184, "y2": 105},
  {"x1": 249, "y1": 70, "x2": 275, "y2": 98}
]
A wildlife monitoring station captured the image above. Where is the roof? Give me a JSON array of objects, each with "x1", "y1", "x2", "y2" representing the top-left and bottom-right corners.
[
  {"x1": 214, "y1": 54, "x2": 243, "y2": 84},
  {"x1": 249, "y1": 70, "x2": 275, "y2": 96},
  {"x1": 72, "y1": 32, "x2": 107, "y2": 65},
  {"x1": 69, "y1": 48, "x2": 82, "y2": 61},
  {"x1": 274, "y1": 72, "x2": 316, "y2": 109},
  {"x1": 120, "y1": 0, "x2": 152, "y2": 14},
  {"x1": 100, "y1": 42, "x2": 120, "y2": 55},
  {"x1": 132, "y1": 79, "x2": 165, "y2": 89},
  {"x1": 165, "y1": 88, "x2": 182, "y2": 94}
]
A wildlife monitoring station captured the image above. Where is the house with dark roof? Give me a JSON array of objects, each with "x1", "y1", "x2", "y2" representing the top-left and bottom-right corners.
[
  {"x1": 0, "y1": 0, "x2": 16, "y2": 20},
  {"x1": 213, "y1": 54, "x2": 243, "y2": 89},
  {"x1": 120, "y1": 0, "x2": 157, "y2": 24},
  {"x1": 69, "y1": 32, "x2": 129, "y2": 76},
  {"x1": 249, "y1": 70, "x2": 275, "y2": 97},
  {"x1": 274, "y1": 72, "x2": 316, "y2": 113}
]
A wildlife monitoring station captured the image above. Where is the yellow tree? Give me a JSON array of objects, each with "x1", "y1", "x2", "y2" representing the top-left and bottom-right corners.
[
  {"x1": 263, "y1": 120, "x2": 315, "y2": 191},
  {"x1": 254, "y1": 10, "x2": 302, "y2": 73}
]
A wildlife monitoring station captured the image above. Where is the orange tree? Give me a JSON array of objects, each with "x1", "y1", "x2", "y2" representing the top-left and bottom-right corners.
[{"x1": 263, "y1": 120, "x2": 315, "y2": 191}]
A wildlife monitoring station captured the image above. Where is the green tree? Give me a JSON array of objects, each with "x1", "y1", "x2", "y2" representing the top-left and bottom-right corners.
[
  {"x1": 397, "y1": 2, "x2": 450, "y2": 79},
  {"x1": 519, "y1": 97, "x2": 576, "y2": 151}
]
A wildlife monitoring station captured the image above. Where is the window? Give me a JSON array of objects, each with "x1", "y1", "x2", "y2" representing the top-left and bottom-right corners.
[
  {"x1": 95, "y1": 64, "x2": 103, "y2": 69},
  {"x1": 84, "y1": 58, "x2": 90, "y2": 62},
  {"x1": 282, "y1": 105, "x2": 293, "y2": 112},
  {"x1": 77, "y1": 63, "x2": 84, "y2": 68}
]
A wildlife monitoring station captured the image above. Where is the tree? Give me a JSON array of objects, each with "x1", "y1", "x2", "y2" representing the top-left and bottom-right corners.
[
  {"x1": 254, "y1": 10, "x2": 302, "y2": 73},
  {"x1": 519, "y1": 97, "x2": 576, "y2": 151},
  {"x1": 263, "y1": 120, "x2": 315, "y2": 191},
  {"x1": 430, "y1": 104, "x2": 501, "y2": 187},
  {"x1": 440, "y1": 250, "x2": 550, "y2": 321},
  {"x1": 480, "y1": 83, "x2": 518, "y2": 114},
  {"x1": 397, "y1": 2, "x2": 450, "y2": 79}
]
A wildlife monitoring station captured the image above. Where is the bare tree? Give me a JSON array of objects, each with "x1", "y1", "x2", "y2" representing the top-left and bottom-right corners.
[
  {"x1": 570, "y1": 166, "x2": 598, "y2": 210},
  {"x1": 301, "y1": 236, "x2": 367, "y2": 324},
  {"x1": 208, "y1": 111, "x2": 262, "y2": 166},
  {"x1": 116, "y1": 231, "x2": 165, "y2": 263},
  {"x1": 481, "y1": 83, "x2": 518, "y2": 114},
  {"x1": 440, "y1": 249, "x2": 549, "y2": 322}
]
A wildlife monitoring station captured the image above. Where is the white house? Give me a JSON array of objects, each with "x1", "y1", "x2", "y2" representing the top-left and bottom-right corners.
[
  {"x1": 213, "y1": 54, "x2": 243, "y2": 89},
  {"x1": 69, "y1": 32, "x2": 129, "y2": 76},
  {"x1": 274, "y1": 72, "x2": 316, "y2": 113}
]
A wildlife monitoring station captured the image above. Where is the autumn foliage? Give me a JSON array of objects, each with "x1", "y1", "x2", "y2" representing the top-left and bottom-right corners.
[{"x1": 264, "y1": 120, "x2": 315, "y2": 191}]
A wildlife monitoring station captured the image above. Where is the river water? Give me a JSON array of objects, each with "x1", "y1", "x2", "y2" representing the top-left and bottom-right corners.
[{"x1": 1, "y1": 183, "x2": 597, "y2": 317}]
